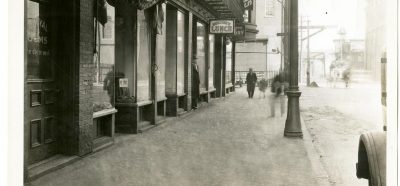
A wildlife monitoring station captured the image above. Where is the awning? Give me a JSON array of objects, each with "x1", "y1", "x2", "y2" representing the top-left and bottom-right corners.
[
  {"x1": 201, "y1": 0, "x2": 245, "y2": 22},
  {"x1": 111, "y1": 0, "x2": 163, "y2": 10},
  {"x1": 94, "y1": 0, "x2": 108, "y2": 26}
]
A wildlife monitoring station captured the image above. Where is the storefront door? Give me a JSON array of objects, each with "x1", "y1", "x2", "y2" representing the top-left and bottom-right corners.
[{"x1": 26, "y1": 0, "x2": 59, "y2": 165}]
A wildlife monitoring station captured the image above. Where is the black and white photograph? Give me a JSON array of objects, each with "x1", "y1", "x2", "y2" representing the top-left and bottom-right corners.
[{"x1": 3, "y1": 0, "x2": 400, "y2": 185}]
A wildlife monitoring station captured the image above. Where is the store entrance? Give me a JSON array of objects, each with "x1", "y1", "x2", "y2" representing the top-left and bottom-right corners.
[{"x1": 25, "y1": 0, "x2": 59, "y2": 165}]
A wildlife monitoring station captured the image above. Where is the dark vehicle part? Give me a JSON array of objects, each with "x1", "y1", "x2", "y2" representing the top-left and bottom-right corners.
[{"x1": 356, "y1": 132, "x2": 386, "y2": 186}]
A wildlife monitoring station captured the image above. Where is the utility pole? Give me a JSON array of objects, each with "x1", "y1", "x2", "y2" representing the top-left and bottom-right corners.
[
  {"x1": 266, "y1": 42, "x2": 268, "y2": 79},
  {"x1": 284, "y1": 0, "x2": 302, "y2": 138},
  {"x1": 306, "y1": 20, "x2": 311, "y2": 86},
  {"x1": 299, "y1": 16, "x2": 303, "y2": 83}
]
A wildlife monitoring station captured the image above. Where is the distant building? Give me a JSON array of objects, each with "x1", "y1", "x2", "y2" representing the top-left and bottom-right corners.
[
  {"x1": 235, "y1": 0, "x2": 283, "y2": 80},
  {"x1": 333, "y1": 38, "x2": 365, "y2": 69},
  {"x1": 365, "y1": 0, "x2": 387, "y2": 79}
]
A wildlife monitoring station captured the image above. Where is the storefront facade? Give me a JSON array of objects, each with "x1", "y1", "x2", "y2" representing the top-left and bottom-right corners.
[{"x1": 24, "y1": 0, "x2": 247, "y2": 182}]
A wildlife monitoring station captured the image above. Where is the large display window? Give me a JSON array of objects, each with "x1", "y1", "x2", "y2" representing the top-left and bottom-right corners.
[
  {"x1": 93, "y1": 3, "x2": 115, "y2": 111},
  {"x1": 209, "y1": 34, "x2": 215, "y2": 89},
  {"x1": 165, "y1": 6, "x2": 186, "y2": 95},
  {"x1": 177, "y1": 11, "x2": 185, "y2": 95},
  {"x1": 225, "y1": 40, "x2": 232, "y2": 84},
  {"x1": 156, "y1": 3, "x2": 166, "y2": 100},
  {"x1": 196, "y1": 22, "x2": 207, "y2": 92},
  {"x1": 136, "y1": 9, "x2": 152, "y2": 101}
]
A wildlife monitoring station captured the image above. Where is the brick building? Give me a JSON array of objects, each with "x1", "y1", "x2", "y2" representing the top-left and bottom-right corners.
[
  {"x1": 24, "y1": 0, "x2": 251, "y2": 182},
  {"x1": 234, "y1": 0, "x2": 283, "y2": 82}
]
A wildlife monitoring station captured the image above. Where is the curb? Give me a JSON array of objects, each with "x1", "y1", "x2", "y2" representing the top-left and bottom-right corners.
[{"x1": 300, "y1": 115, "x2": 332, "y2": 186}]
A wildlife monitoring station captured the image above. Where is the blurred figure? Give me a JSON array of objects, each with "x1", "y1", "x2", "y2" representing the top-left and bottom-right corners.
[
  {"x1": 258, "y1": 78, "x2": 268, "y2": 98},
  {"x1": 103, "y1": 65, "x2": 115, "y2": 106},
  {"x1": 246, "y1": 68, "x2": 257, "y2": 98},
  {"x1": 333, "y1": 68, "x2": 340, "y2": 88},
  {"x1": 269, "y1": 74, "x2": 287, "y2": 117},
  {"x1": 192, "y1": 60, "x2": 200, "y2": 109},
  {"x1": 342, "y1": 67, "x2": 351, "y2": 88}
]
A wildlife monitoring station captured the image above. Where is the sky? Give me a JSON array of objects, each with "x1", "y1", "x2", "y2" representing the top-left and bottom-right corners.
[{"x1": 298, "y1": 0, "x2": 366, "y2": 53}]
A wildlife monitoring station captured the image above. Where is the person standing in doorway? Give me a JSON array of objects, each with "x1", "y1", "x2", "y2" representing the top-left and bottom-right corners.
[
  {"x1": 192, "y1": 59, "x2": 200, "y2": 109},
  {"x1": 246, "y1": 68, "x2": 257, "y2": 98}
]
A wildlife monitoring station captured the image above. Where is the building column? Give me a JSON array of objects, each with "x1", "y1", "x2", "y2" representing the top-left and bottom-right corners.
[
  {"x1": 184, "y1": 12, "x2": 193, "y2": 110},
  {"x1": 222, "y1": 36, "x2": 226, "y2": 97},
  {"x1": 214, "y1": 35, "x2": 223, "y2": 98},
  {"x1": 284, "y1": 0, "x2": 303, "y2": 138},
  {"x1": 231, "y1": 41, "x2": 236, "y2": 91}
]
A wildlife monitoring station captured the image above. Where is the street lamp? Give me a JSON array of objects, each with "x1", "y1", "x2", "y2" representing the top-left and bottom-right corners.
[{"x1": 284, "y1": 0, "x2": 303, "y2": 138}]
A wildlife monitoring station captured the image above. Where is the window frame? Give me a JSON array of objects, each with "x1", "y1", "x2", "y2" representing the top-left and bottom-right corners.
[{"x1": 264, "y1": 0, "x2": 275, "y2": 18}]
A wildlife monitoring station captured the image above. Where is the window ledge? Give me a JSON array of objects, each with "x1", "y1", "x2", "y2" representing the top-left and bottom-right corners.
[{"x1": 93, "y1": 108, "x2": 118, "y2": 118}]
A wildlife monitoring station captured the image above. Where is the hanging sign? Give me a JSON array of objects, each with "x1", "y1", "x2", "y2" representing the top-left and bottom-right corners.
[
  {"x1": 234, "y1": 25, "x2": 245, "y2": 37},
  {"x1": 243, "y1": 0, "x2": 253, "y2": 10},
  {"x1": 210, "y1": 20, "x2": 235, "y2": 34},
  {"x1": 119, "y1": 78, "x2": 129, "y2": 88}
]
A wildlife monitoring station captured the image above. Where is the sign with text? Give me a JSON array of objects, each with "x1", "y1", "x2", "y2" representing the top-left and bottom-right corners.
[
  {"x1": 234, "y1": 25, "x2": 245, "y2": 37},
  {"x1": 119, "y1": 78, "x2": 129, "y2": 88},
  {"x1": 27, "y1": 1, "x2": 52, "y2": 79},
  {"x1": 209, "y1": 20, "x2": 235, "y2": 34},
  {"x1": 243, "y1": 0, "x2": 253, "y2": 10}
]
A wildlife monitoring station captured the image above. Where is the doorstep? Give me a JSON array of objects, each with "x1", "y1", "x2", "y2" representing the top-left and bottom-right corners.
[
  {"x1": 137, "y1": 121, "x2": 156, "y2": 133},
  {"x1": 27, "y1": 154, "x2": 80, "y2": 182},
  {"x1": 93, "y1": 136, "x2": 114, "y2": 153},
  {"x1": 156, "y1": 115, "x2": 167, "y2": 125},
  {"x1": 177, "y1": 108, "x2": 187, "y2": 117}
]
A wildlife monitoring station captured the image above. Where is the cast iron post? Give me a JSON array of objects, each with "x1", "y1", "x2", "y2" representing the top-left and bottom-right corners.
[{"x1": 284, "y1": 0, "x2": 303, "y2": 138}]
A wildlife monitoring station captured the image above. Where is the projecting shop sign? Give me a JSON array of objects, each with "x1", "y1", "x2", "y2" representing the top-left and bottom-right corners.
[
  {"x1": 243, "y1": 0, "x2": 253, "y2": 10},
  {"x1": 210, "y1": 20, "x2": 235, "y2": 34},
  {"x1": 234, "y1": 26, "x2": 245, "y2": 37}
]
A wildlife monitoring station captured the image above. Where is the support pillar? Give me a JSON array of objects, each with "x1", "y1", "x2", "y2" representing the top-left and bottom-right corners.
[
  {"x1": 284, "y1": 0, "x2": 303, "y2": 138},
  {"x1": 232, "y1": 41, "x2": 236, "y2": 91}
]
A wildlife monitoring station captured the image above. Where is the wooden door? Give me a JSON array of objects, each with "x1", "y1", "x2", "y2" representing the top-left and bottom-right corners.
[{"x1": 26, "y1": 0, "x2": 59, "y2": 165}]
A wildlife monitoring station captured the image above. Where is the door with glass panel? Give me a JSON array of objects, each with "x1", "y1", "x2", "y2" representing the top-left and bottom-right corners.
[{"x1": 25, "y1": 0, "x2": 59, "y2": 164}]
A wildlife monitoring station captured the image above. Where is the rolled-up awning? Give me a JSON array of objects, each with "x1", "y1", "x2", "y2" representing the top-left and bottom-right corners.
[{"x1": 111, "y1": 0, "x2": 163, "y2": 10}]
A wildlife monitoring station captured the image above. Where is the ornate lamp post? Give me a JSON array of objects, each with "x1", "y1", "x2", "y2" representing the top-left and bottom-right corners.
[{"x1": 284, "y1": 0, "x2": 303, "y2": 138}]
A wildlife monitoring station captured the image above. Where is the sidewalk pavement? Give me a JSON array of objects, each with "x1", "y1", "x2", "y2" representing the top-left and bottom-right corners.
[{"x1": 28, "y1": 87, "x2": 329, "y2": 186}]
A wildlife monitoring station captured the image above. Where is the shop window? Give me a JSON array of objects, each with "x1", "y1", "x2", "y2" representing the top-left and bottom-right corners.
[
  {"x1": 177, "y1": 11, "x2": 185, "y2": 95},
  {"x1": 196, "y1": 22, "x2": 207, "y2": 92},
  {"x1": 165, "y1": 5, "x2": 186, "y2": 96},
  {"x1": 27, "y1": 0, "x2": 52, "y2": 80},
  {"x1": 244, "y1": 10, "x2": 252, "y2": 23},
  {"x1": 102, "y1": 16, "x2": 113, "y2": 39},
  {"x1": 156, "y1": 3, "x2": 166, "y2": 99},
  {"x1": 136, "y1": 9, "x2": 152, "y2": 101},
  {"x1": 225, "y1": 40, "x2": 232, "y2": 84},
  {"x1": 265, "y1": 0, "x2": 275, "y2": 17},
  {"x1": 209, "y1": 34, "x2": 215, "y2": 89},
  {"x1": 93, "y1": 3, "x2": 115, "y2": 111}
]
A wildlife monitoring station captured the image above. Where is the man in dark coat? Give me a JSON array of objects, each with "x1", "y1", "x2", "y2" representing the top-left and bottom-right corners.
[
  {"x1": 192, "y1": 61, "x2": 200, "y2": 109},
  {"x1": 246, "y1": 68, "x2": 257, "y2": 98}
]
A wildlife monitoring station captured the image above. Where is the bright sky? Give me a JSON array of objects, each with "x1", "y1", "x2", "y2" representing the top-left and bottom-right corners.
[{"x1": 299, "y1": 0, "x2": 366, "y2": 53}]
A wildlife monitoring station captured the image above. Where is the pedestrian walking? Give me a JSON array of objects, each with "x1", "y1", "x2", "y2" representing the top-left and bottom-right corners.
[
  {"x1": 246, "y1": 68, "x2": 257, "y2": 98},
  {"x1": 269, "y1": 74, "x2": 287, "y2": 117},
  {"x1": 258, "y1": 78, "x2": 268, "y2": 98},
  {"x1": 192, "y1": 60, "x2": 200, "y2": 109},
  {"x1": 342, "y1": 67, "x2": 351, "y2": 88}
]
